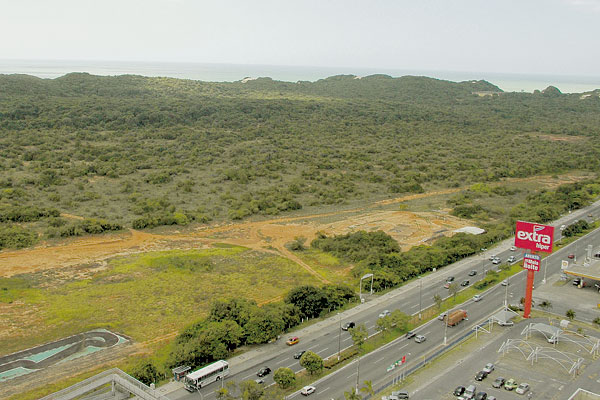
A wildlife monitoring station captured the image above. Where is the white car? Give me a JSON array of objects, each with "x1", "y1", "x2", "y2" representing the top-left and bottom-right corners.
[
  {"x1": 510, "y1": 246, "x2": 517, "y2": 251},
  {"x1": 483, "y1": 363, "x2": 495, "y2": 374},
  {"x1": 489, "y1": 255, "x2": 497, "y2": 261},
  {"x1": 415, "y1": 334, "x2": 426, "y2": 343},
  {"x1": 379, "y1": 310, "x2": 391, "y2": 318},
  {"x1": 492, "y1": 258, "x2": 501, "y2": 265},
  {"x1": 516, "y1": 383, "x2": 530, "y2": 394},
  {"x1": 301, "y1": 386, "x2": 316, "y2": 396},
  {"x1": 507, "y1": 255, "x2": 516, "y2": 263},
  {"x1": 473, "y1": 294, "x2": 482, "y2": 302},
  {"x1": 501, "y1": 280, "x2": 509, "y2": 286}
]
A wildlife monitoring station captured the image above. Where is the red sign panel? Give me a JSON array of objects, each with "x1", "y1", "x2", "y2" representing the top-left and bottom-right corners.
[
  {"x1": 523, "y1": 253, "x2": 541, "y2": 272},
  {"x1": 515, "y1": 221, "x2": 554, "y2": 253}
]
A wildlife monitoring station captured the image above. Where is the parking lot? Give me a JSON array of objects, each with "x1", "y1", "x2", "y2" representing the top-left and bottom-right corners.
[{"x1": 385, "y1": 268, "x2": 600, "y2": 400}]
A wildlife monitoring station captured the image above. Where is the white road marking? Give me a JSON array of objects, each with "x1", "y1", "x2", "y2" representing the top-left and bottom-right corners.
[
  {"x1": 374, "y1": 356, "x2": 387, "y2": 364},
  {"x1": 368, "y1": 325, "x2": 376, "y2": 330},
  {"x1": 286, "y1": 363, "x2": 296, "y2": 369},
  {"x1": 278, "y1": 357, "x2": 290, "y2": 364},
  {"x1": 307, "y1": 344, "x2": 321, "y2": 351},
  {"x1": 317, "y1": 347, "x2": 329, "y2": 354},
  {"x1": 320, "y1": 387, "x2": 331, "y2": 393},
  {"x1": 343, "y1": 336, "x2": 353, "y2": 342},
  {"x1": 242, "y1": 373, "x2": 254, "y2": 380},
  {"x1": 410, "y1": 304, "x2": 419, "y2": 309}
]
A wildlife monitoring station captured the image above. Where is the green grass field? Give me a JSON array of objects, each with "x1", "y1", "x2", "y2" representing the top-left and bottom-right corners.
[{"x1": 0, "y1": 244, "x2": 319, "y2": 354}]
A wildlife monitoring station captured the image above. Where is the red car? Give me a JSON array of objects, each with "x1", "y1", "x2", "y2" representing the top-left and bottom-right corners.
[{"x1": 568, "y1": 254, "x2": 575, "y2": 259}]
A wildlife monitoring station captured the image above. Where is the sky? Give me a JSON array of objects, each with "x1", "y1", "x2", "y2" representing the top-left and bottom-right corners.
[{"x1": 1, "y1": 0, "x2": 600, "y2": 77}]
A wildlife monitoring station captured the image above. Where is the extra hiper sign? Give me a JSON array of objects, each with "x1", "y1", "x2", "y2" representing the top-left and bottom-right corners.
[
  {"x1": 523, "y1": 253, "x2": 541, "y2": 272},
  {"x1": 515, "y1": 221, "x2": 554, "y2": 253}
]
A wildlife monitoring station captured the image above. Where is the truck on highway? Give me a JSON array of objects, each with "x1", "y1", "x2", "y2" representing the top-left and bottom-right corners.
[{"x1": 443, "y1": 309, "x2": 467, "y2": 326}]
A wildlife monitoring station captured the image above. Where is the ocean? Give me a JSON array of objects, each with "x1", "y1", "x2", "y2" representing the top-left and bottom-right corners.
[{"x1": 1, "y1": 59, "x2": 599, "y2": 94}]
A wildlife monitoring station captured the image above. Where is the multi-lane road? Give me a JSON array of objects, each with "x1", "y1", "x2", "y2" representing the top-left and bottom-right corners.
[{"x1": 168, "y1": 200, "x2": 600, "y2": 400}]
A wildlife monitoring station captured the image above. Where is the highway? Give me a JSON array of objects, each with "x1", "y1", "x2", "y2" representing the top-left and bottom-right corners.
[{"x1": 167, "y1": 200, "x2": 600, "y2": 400}]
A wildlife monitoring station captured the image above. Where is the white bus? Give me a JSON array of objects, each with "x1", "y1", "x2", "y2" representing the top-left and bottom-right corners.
[{"x1": 184, "y1": 360, "x2": 230, "y2": 392}]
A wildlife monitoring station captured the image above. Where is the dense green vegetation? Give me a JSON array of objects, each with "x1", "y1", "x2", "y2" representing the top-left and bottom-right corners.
[
  {"x1": 313, "y1": 178, "x2": 600, "y2": 290},
  {"x1": 1, "y1": 73, "x2": 599, "y2": 248}
]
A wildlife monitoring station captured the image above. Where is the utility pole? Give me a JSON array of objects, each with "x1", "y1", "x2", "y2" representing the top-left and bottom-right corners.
[
  {"x1": 542, "y1": 257, "x2": 548, "y2": 284},
  {"x1": 355, "y1": 355, "x2": 361, "y2": 393},
  {"x1": 504, "y1": 276, "x2": 509, "y2": 308},
  {"x1": 443, "y1": 309, "x2": 448, "y2": 345}
]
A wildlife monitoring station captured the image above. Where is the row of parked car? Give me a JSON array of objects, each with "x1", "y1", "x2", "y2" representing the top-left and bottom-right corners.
[{"x1": 453, "y1": 363, "x2": 531, "y2": 399}]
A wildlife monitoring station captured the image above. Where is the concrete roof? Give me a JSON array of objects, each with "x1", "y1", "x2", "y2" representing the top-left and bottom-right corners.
[{"x1": 564, "y1": 257, "x2": 600, "y2": 281}]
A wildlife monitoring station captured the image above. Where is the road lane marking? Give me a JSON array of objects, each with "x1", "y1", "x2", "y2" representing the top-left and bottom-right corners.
[
  {"x1": 410, "y1": 304, "x2": 419, "y2": 309},
  {"x1": 343, "y1": 336, "x2": 353, "y2": 342},
  {"x1": 242, "y1": 373, "x2": 255, "y2": 380},
  {"x1": 307, "y1": 344, "x2": 321, "y2": 351},
  {"x1": 317, "y1": 347, "x2": 329, "y2": 354},
  {"x1": 320, "y1": 387, "x2": 330, "y2": 393},
  {"x1": 286, "y1": 363, "x2": 297, "y2": 369},
  {"x1": 368, "y1": 325, "x2": 376, "y2": 330},
  {"x1": 374, "y1": 356, "x2": 386, "y2": 364},
  {"x1": 278, "y1": 357, "x2": 290, "y2": 364}
]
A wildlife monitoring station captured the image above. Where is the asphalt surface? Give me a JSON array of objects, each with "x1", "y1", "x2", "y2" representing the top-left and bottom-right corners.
[{"x1": 166, "y1": 200, "x2": 600, "y2": 400}]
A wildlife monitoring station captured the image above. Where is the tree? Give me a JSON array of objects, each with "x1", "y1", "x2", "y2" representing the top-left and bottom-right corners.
[
  {"x1": 285, "y1": 285, "x2": 328, "y2": 318},
  {"x1": 349, "y1": 324, "x2": 368, "y2": 349},
  {"x1": 391, "y1": 310, "x2": 410, "y2": 332},
  {"x1": 433, "y1": 294, "x2": 443, "y2": 311},
  {"x1": 593, "y1": 317, "x2": 600, "y2": 326},
  {"x1": 376, "y1": 315, "x2": 393, "y2": 334},
  {"x1": 240, "y1": 380, "x2": 264, "y2": 400},
  {"x1": 286, "y1": 236, "x2": 307, "y2": 251},
  {"x1": 539, "y1": 300, "x2": 552, "y2": 311},
  {"x1": 360, "y1": 380, "x2": 374, "y2": 397},
  {"x1": 244, "y1": 310, "x2": 285, "y2": 344},
  {"x1": 566, "y1": 309, "x2": 576, "y2": 321},
  {"x1": 130, "y1": 360, "x2": 159, "y2": 385},
  {"x1": 299, "y1": 351, "x2": 323, "y2": 375},
  {"x1": 273, "y1": 367, "x2": 296, "y2": 389},
  {"x1": 448, "y1": 283, "x2": 459, "y2": 302},
  {"x1": 344, "y1": 388, "x2": 362, "y2": 400}
]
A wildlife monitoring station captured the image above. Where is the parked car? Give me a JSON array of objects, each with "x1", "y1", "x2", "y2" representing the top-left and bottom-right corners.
[
  {"x1": 516, "y1": 383, "x2": 530, "y2": 395},
  {"x1": 473, "y1": 294, "x2": 482, "y2": 302},
  {"x1": 510, "y1": 245, "x2": 517, "y2": 251},
  {"x1": 379, "y1": 310, "x2": 391, "y2": 318},
  {"x1": 474, "y1": 392, "x2": 487, "y2": 400},
  {"x1": 482, "y1": 363, "x2": 494, "y2": 374},
  {"x1": 461, "y1": 280, "x2": 470, "y2": 287},
  {"x1": 286, "y1": 336, "x2": 299, "y2": 346},
  {"x1": 492, "y1": 377, "x2": 505, "y2": 388},
  {"x1": 301, "y1": 386, "x2": 316, "y2": 396},
  {"x1": 294, "y1": 350, "x2": 306, "y2": 359},
  {"x1": 475, "y1": 370, "x2": 488, "y2": 381},
  {"x1": 342, "y1": 322, "x2": 355, "y2": 331},
  {"x1": 568, "y1": 253, "x2": 575, "y2": 259},
  {"x1": 507, "y1": 255, "x2": 516, "y2": 263},
  {"x1": 469, "y1": 270, "x2": 477, "y2": 276},
  {"x1": 480, "y1": 247, "x2": 487, "y2": 251},
  {"x1": 257, "y1": 367, "x2": 271, "y2": 377},
  {"x1": 573, "y1": 277, "x2": 582, "y2": 286},
  {"x1": 560, "y1": 224, "x2": 566, "y2": 230},
  {"x1": 414, "y1": 334, "x2": 426, "y2": 343},
  {"x1": 405, "y1": 331, "x2": 416, "y2": 339},
  {"x1": 504, "y1": 378, "x2": 518, "y2": 391},
  {"x1": 463, "y1": 385, "x2": 477, "y2": 400},
  {"x1": 453, "y1": 386, "x2": 466, "y2": 396}
]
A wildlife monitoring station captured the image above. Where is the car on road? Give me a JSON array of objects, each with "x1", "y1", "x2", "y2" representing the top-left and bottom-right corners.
[
  {"x1": 504, "y1": 378, "x2": 518, "y2": 391},
  {"x1": 489, "y1": 255, "x2": 497, "y2": 261},
  {"x1": 473, "y1": 294, "x2": 482, "y2": 302},
  {"x1": 301, "y1": 385, "x2": 316, "y2": 396},
  {"x1": 573, "y1": 277, "x2": 582, "y2": 286},
  {"x1": 568, "y1": 253, "x2": 575, "y2": 259},
  {"x1": 501, "y1": 279, "x2": 509, "y2": 286},
  {"x1": 391, "y1": 391, "x2": 409, "y2": 399},
  {"x1": 492, "y1": 258, "x2": 501, "y2": 265},
  {"x1": 414, "y1": 334, "x2": 426, "y2": 343},
  {"x1": 379, "y1": 310, "x2": 391, "y2": 318},
  {"x1": 516, "y1": 383, "x2": 530, "y2": 395},
  {"x1": 286, "y1": 336, "x2": 299, "y2": 346},
  {"x1": 468, "y1": 270, "x2": 477, "y2": 276},
  {"x1": 342, "y1": 321, "x2": 355, "y2": 331},
  {"x1": 453, "y1": 386, "x2": 465, "y2": 396},
  {"x1": 294, "y1": 350, "x2": 306, "y2": 359},
  {"x1": 560, "y1": 224, "x2": 566, "y2": 230},
  {"x1": 595, "y1": 252, "x2": 600, "y2": 258},
  {"x1": 446, "y1": 276, "x2": 455, "y2": 283},
  {"x1": 510, "y1": 246, "x2": 517, "y2": 251},
  {"x1": 461, "y1": 280, "x2": 470, "y2": 287},
  {"x1": 487, "y1": 397, "x2": 496, "y2": 400},
  {"x1": 255, "y1": 378, "x2": 264, "y2": 384},
  {"x1": 507, "y1": 255, "x2": 516, "y2": 263},
  {"x1": 492, "y1": 377, "x2": 505, "y2": 388},
  {"x1": 257, "y1": 367, "x2": 271, "y2": 377},
  {"x1": 475, "y1": 370, "x2": 488, "y2": 381},
  {"x1": 474, "y1": 392, "x2": 487, "y2": 400},
  {"x1": 438, "y1": 311, "x2": 448, "y2": 321},
  {"x1": 482, "y1": 363, "x2": 494, "y2": 374},
  {"x1": 405, "y1": 331, "x2": 416, "y2": 339}
]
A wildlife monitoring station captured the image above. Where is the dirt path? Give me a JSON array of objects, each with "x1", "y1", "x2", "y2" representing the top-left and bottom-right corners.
[{"x1": 1, "y1": 174, "x2": 587, "y2": 279}]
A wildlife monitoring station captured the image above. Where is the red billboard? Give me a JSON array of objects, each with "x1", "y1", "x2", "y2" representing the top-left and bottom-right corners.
[
  {"x1": 523, "y1": 253, "x2": 541, "y2": 272},
  {"x1": 515, "y1": 221, "x2": 554, "y2": 253}
]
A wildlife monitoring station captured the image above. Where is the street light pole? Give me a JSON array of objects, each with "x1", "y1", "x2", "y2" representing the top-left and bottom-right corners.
[
  {"x1": 337, "y1": 312, "x2": 341, "y2": 360},
  {"x1": 443, "y1": 309, "x2": 448, "y2": 345},
  {"x1": 542, "y1": 257, "x2": 548, "y2": 284},
  {"x1": 504, "y1": 276, "x2": 509, "y2": 308},
  {"x1": 355, "y1": 355, "x2": 361, "y2": 393},
  {"x1": 418, "y1": 278, "x2": 422, "y2": 320}
]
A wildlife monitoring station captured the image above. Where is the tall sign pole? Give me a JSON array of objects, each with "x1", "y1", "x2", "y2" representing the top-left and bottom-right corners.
[{"x1": 515, "y1": 221, "x2": 554, "y2": 319}]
